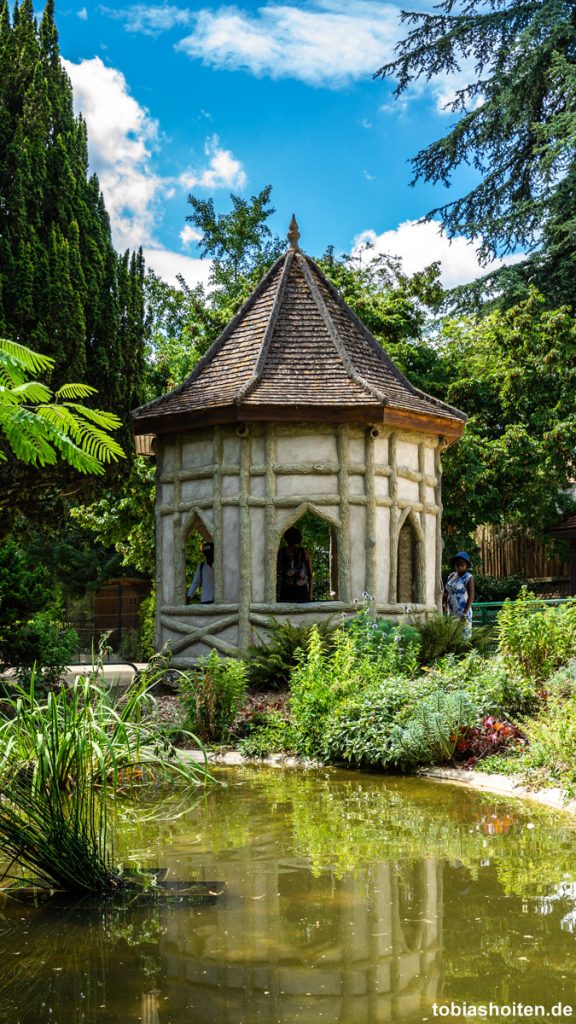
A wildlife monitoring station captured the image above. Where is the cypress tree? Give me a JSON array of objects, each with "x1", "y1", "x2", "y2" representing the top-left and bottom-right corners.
[{"x1": 0, "y1": 0, "x2": 145, "y2": 414}]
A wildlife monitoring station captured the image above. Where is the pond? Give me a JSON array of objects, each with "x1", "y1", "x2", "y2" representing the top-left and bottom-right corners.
[{"x1": 1, "y1": 767, "x2": 576, "y2": 1023}]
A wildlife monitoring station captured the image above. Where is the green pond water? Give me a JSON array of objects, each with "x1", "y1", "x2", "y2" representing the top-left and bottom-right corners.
[{"x1": 1, "y1": 767, "x2": 576, "y2": 1024}]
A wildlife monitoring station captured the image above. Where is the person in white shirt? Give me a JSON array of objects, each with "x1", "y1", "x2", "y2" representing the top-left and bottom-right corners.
[{"x1": 187, "y1": 542, "x2": 215, "y2": 604}]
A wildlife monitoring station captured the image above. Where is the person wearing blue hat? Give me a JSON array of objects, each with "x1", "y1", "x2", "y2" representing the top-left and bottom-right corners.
[{"x1": 443, "y1": 551, "x2": 474, "y2": 637}]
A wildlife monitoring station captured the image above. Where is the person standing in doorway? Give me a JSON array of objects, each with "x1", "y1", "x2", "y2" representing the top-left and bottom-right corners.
[
  {"x1": 444, "y1": 551, "x2": 474, "y2": 637},
  {"x1": 277, "y1": 527, "x2": 313, "y2": 602},
  {"x1": 187, "y1": 541, "x2": 215, "y2": 604}
]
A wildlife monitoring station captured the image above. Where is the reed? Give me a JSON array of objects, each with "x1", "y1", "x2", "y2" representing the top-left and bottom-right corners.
[{"x1": 0, "y1": 671, "x2": 211, "y2": 893}]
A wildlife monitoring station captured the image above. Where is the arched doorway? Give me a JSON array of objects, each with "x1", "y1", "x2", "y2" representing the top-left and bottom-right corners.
[
  {"x1": 277, "y1": 510, "x2": 338, "y2": 603},
  {"x1": 184, "y1": 517, "x2": 213, "y2": 604}
]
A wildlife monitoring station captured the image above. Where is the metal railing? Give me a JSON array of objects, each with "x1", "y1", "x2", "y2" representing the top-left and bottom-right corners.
[{"x1": 472, "y1": 597, "x2": 570, "y2": 628}]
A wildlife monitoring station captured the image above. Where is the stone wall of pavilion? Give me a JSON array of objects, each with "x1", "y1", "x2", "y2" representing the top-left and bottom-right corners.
[{"x1": 155, "y1": 422, "x2": 444, "y2": 664}]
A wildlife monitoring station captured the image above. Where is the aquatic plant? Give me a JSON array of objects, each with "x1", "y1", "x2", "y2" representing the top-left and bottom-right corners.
[{"x1": 0, "y1": 671, "x2": 211, "y2": 893}]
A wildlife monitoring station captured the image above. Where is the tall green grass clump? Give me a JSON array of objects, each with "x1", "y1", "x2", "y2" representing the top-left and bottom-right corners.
[{"x1": 0, "y1": 673, "x2": 210, "y2": 893}]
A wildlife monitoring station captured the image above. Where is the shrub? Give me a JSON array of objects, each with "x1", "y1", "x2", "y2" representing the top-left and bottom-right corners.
[
  {"x1": 289, "y1": 626, "x2": 380, "y2": 759},
  {"x1": 410, "y1": 612, "x2": 491, "y2": 665},
  {"x1": 474, "y1": 573, "x2": 526, "y2": 602},
  {"x1": 391, "y1": 689, "x2": 479, "y2": 768},
  {"x1": 2, "y1": 612, "x2": 79, "y2": 689},
  {"x1": 179, "y1": 650, "x2": 247, "y2": 743},
  {"x1": 518, "y1": 691, "x2": 576, "y2": 790},
  {"x1": 322, "y1": 652, "x2": 533, "y2": 770},
  {"x1": 323, "y1": 676, "x2": 431, "y2": 767},
  {"x1": 243, "y1": 616, "x2": 336, "y2": 691},
  {"x1": 343, "y1": 608, "x2": 421, "y2": 676},
  {"x1": 426, "y1": 652, "x2": 539, "y2": 719},
  {"x1": 237, "y1": 711, "x2": 296, "y2": 758},
  {"x1": 496, "y1": 590, "x2": 576, "y2": 680}
]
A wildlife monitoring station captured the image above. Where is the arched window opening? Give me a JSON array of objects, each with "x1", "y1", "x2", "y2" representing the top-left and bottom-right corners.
[
  {"x1": 276, "y1": 511, "x2": 338, "y2": 603},
  {"x1": 397, "y1": 520, "x2": 418, "y2": 604},
  {"x1": 185, "y1": 521, "x2": 214, "y2": 605}
]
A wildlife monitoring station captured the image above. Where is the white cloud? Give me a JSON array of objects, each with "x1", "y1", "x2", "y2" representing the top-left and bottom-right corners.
[
  {"x1": 180, "y1": 224, "x2": 203, "y2": 247},
  {"x1": 178, "y1": 135, "x2": 247, "y2": 191},
  {"x1": 63, "y1": 56, "x2": 162, "y2": 250},
  {"x1": 99, "y1": 4, "x2": 194, "y2": 35},
  {"x1": 353, "y1": 220, "x2": 524, "y2": 288},
  {"x1": 143, "y1": 248, "x2": 213, "y2": 289},
  {"x1": 63, "y1": 58, "x2": 247, "y2": 255},
  {"x1": 177, "y1": 1, "x2": 401, "y2": 88},
  {"x1": 77, "y1": 7, "x2": 88, "y2": 20}
]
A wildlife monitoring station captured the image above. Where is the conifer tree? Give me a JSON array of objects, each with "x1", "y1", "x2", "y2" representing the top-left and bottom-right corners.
[
  {"x1": 0, "y1": 0, "x2": 145, "y2": 415},
  {"x1": 376, "y1": 0, "x2": 576, "y2": 308}
]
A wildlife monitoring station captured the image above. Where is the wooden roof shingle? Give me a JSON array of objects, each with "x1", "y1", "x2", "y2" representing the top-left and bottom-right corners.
[{"x1": 132, "y1": 240, "x2": 466, "y2": 440}]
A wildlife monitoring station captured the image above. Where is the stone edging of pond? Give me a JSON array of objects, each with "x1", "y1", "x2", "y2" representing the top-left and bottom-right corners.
[
  {"x1": 181, "y1": 748, "x2": 576, "y2": 815},
  {"x1": 181, "y1": 748, "x2": 320, "y2": 769},
  {"x1": 419, "y1": 766, "x2": 576, "y2": 815}
]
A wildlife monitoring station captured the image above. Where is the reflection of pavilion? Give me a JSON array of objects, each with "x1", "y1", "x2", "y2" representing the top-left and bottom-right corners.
[{"x1": 159, "y1": 857, "x2": 442, "y2": 1022}]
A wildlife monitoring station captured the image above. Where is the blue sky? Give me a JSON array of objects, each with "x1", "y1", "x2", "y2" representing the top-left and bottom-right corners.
[{"x1": 54, "y1": 1, "x2": 520, "y2": 288}]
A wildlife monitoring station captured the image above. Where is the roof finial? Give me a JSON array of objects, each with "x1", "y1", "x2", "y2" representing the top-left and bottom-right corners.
[{"x1": 287, "y1": 214, "x2": 300, "y2": 251}]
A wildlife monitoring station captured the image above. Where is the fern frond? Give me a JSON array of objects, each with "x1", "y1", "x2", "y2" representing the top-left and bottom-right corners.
[
  {"x1": 37, "y1": 407, "x2": 125, "y2": 463},
  {"x1": 0, "y1": 338, "x2": 54, "y2": 375},
  {"x1": 11, "y1": 381, "x2": 53, "y2": 403},
  {"x1": 54, "y1": 382, "x2": 98, "y2": 400},
  {"x1": 0, "y1": 386, "x2": 22, "y2": 407},
  {"x1": 64, "y1": 403, "x2": 123, "y2": 431},
  {"x1": 1, "y1": 408, "x2": 59, "y2": 466}
]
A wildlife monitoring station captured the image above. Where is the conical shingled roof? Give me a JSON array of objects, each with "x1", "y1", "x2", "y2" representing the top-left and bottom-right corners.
[{"x1": 132, "y1": 238, "x2": 466, "y2": 440}]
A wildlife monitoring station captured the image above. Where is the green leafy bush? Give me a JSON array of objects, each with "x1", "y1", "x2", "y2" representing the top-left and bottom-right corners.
[
  {"x1": 179, "y1": 650, "x2": 247, "y2": 743},
  {"x1": 323, "y1": 675, "x2": 431, "y2": 767},
  {"x1": 322, "y1": 652, "x2": 533, "y2": 769},
  {"x1": 496, "y1": 590, "x2": 576, "y2": 680},
  {"x1": 289, "y1": 626, "x2": 381, "y2": 759},
  {"x1": 391, "y1": 690, "x2": 479, "y2": 767},
  {"x1": 517, "y1": 691, "x2": 576, "y2": 791},
  {"x1": 343, "y1": 608, "x2": 421, "y2": 676},
  {"x1": 237, "y1": 711, "x2": 296, "y2": 758},
  {"x1": 425, "y1": 652, "x2": 539, "y2": 719},
  {"x1": 474, "y1": 573, "x2": 527, "y2": 602},
  {"x1": 2, "y1": 612, "x2": 79, "y2": 689},
  {"x1": 243, "y1": 616, "x2": 335, "y2": 691}
]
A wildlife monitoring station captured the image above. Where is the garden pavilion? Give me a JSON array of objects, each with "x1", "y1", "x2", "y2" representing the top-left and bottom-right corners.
[{"x1": 132, "y1": 218, "x2": 466, "y2": 664}]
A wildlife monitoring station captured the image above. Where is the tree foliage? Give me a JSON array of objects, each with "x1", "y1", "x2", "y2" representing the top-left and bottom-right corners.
[
  {"x1": 0, "y1": 0, "x2": 145, "y2": 420},
  {"x1": 0, "y1": 338, "x2": 124, "y2": 475},
  {"x1": 376, "y1": 0, "x2": 576, "y2": 306},
  {"x1": 439, "y1": 291, "x2": 576, "y2": 539},
  {"x1": 186, "y1": 185, "x2": 284, "y2": 295}
]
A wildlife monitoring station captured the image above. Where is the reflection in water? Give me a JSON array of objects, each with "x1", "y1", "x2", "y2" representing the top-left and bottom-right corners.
[{"x1": 1, "y1": 769, "x2": 575, "y2": 1023}]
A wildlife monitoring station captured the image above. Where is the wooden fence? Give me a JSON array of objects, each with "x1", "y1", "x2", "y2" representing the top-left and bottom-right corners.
[{"x1": 476, "y1": 524, "x2": 569, "y2": 580}]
